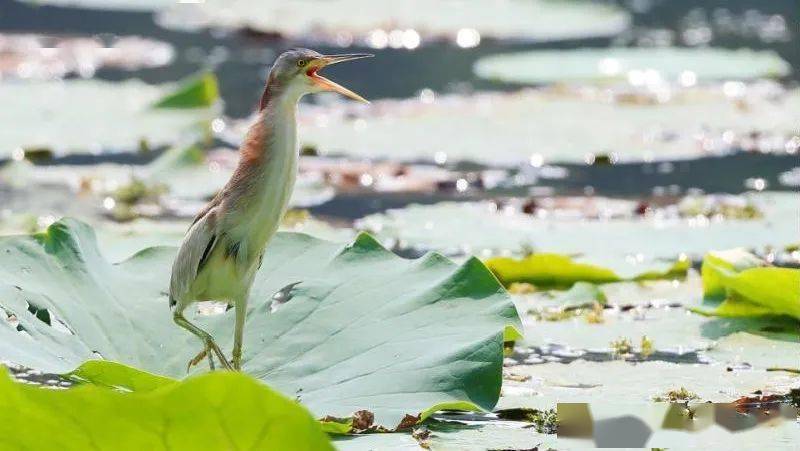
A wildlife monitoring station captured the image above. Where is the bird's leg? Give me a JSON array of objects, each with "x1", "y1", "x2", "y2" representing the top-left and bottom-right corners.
[
  {"x1": 173, "y1": 311, "x2": 232, "y2": 371},
  {"x1": 231, "y1": 294, "x2": 249, "y2": 371}
]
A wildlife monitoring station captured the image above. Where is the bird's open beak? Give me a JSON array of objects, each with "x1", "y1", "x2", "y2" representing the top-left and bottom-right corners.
[{"x1": 308, "y1": 53, "x2": 373, "y2": 104}]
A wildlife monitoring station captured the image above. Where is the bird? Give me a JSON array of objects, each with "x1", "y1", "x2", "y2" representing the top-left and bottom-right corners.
[{"x1": 169, "y1": 49, "x2": 372, "y2": 371}]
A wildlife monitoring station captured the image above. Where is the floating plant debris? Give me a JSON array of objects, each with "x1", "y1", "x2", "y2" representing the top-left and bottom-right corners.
[{"x1": 652, "y1": 387, "x2": 700, "y2": 402}]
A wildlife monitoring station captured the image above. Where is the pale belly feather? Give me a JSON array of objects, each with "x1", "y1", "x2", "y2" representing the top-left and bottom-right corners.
[{"x1": 192, "y1": 102, "x2": 298, "y2": 304}]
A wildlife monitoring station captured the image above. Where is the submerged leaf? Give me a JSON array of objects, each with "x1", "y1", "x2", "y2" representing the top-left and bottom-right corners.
[
  {"x1": 0, "y1": 219, "x2": 520, "y2": 430},
  {"x1": 0, "y1": 368, "x2": 333, "y2": 450}
]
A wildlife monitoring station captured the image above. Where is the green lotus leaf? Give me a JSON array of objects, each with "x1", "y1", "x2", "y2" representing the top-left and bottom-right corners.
[
  {"x1": 0, "y1": 219, "x2": 520, "y2": 430},
  {"x1": 474, "y1": 47, "x2": 791, "y2": 85},
  {"x1": 696, "y1": 250, "x2": 800, "y2": 320},
  {"x1": 487, "y1": 254, "x2": 624, "y2": 288},
  {"x1": 0, "y1": 367, "x2": 333, "y2": 451},
  {"x1": 487, "y1": 253, "x2": 687, "y2": 288},
  {"x1": 152, "y1": 72, "x2": 220, "y2": 109},
  {"x1": 0, "y1": 79, "x2": 217, "y2": 159},
  {"x1": 701, "y1": 248, "x2": 767, "y2": 300}
]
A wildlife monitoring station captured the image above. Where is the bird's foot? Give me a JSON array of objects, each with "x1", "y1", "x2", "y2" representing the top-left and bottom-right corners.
[
  {"x1": 187, "y1": 348, "x2": 210, "y2": 372},
  {"x1": 187, "y1": 339, "x2": 233, "y2": 372}
]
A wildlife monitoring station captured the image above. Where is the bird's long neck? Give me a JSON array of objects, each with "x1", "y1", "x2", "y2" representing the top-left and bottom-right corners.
[
  {"x1": 241, "y1": 74, "x2": 301, "y2": 166},
  {"x1": 226, "y1": 75, "x2": 301, "y2": 223}
]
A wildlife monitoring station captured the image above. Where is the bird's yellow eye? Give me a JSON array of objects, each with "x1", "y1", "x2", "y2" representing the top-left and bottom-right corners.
[{"x1": 297, "y1": 60, "x2": 307, "y2": 68}]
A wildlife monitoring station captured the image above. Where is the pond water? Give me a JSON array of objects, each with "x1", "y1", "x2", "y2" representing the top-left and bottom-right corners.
[
  {"x1": 2, "y1": 0, "x2": 797, "y2": 220},
  {"x1": 0, "y1": 1, "x2": 798, "y2": 448}
]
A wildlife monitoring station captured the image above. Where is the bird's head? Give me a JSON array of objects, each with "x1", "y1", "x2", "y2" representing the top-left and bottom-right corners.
[{"x1": 268, "y1": 48, "x2": 372, "y2": 103}]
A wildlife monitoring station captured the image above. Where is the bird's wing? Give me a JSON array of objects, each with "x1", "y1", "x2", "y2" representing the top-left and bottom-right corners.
[{"x1": 169, "y1": 208, "x2": 219, "y2": 307}]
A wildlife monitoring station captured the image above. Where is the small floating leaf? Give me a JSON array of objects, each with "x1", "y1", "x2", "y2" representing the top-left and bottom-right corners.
[
  {"x1": 487, "y1": 254, "x2": 687, "y2": 289},
  {"x1": 152, "y1": 72, "x2": 220, "y2": 109}
]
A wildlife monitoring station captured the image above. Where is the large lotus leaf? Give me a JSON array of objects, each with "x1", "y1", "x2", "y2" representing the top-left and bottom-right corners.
[
  {"x1": 697, "y1": 250, "x2": 800, "y2": 320},
  {"x1": 23, "y1": 0, "x2": 630, "y2": 42},
  {"x1": 0, "y1": 219, "x2": 520, "y2": 429},
  {"x1": 474, "y1": 47, "x2": 791, "y2": 85},
  {"x1": 356, "y1": 193, "x2": 798, "y2": 277},
  {"x1": 286, "y1": 86, "x2": 800, "y2": 165},
  {"x1": 0, "y1": 367, "x2": 333, "y2": 451},
  {"x1": 0, "y1": 78, "x2": 217, "y2": 159}
]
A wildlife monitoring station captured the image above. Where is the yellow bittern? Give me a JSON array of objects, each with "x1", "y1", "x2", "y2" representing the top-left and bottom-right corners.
[{"x1": 169, "y1": 49, "x2": 372, "y2": 370}]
